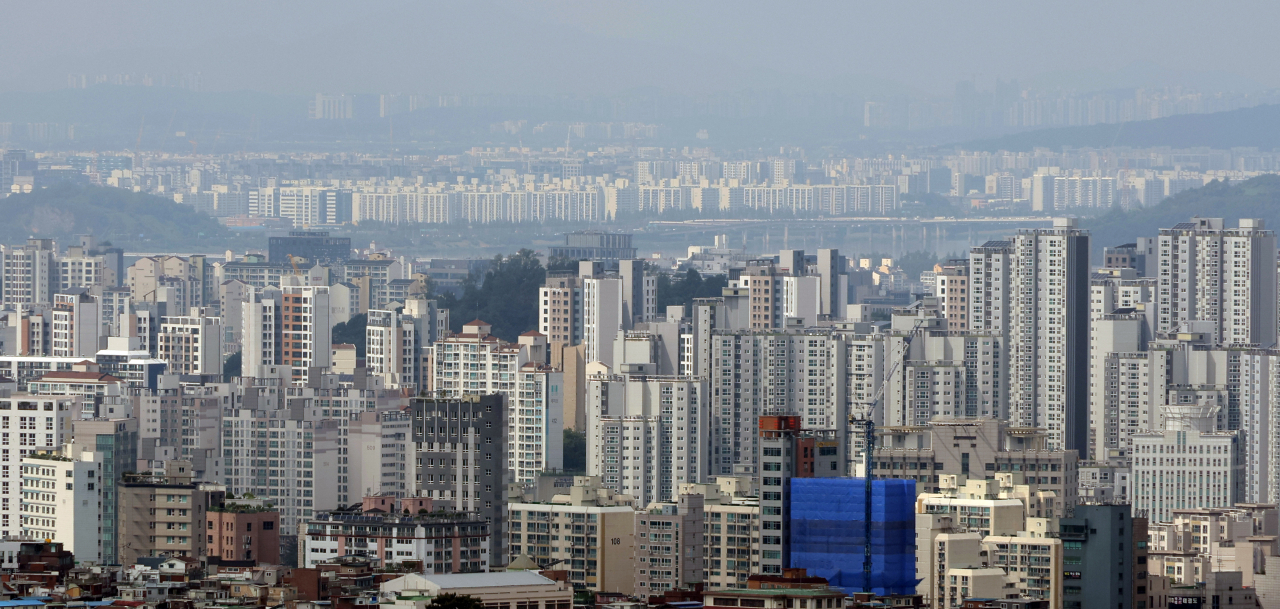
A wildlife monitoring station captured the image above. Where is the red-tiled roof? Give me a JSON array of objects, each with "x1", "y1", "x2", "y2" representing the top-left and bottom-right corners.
[
  {"x1": 463, "y1": 319, "x2": 490, "y2": 326},
  {"x1": 519, "y1": 331, "x2": 546, "y2": 337}
]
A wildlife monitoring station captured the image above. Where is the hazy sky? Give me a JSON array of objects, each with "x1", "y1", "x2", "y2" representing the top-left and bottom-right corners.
[{"x1": 2, "y1": 0, "x2": 1277, "y2": 97}]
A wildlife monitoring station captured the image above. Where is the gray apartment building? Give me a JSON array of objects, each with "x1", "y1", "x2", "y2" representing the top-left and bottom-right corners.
[{"x1": 411, "y1": 394, "x2": 509, "y2": 565}]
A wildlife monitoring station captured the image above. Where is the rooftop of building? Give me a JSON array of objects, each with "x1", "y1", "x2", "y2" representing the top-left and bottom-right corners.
[
  {"x1": 386, "y1": 571, "x2": 558, "y2": 590},
  {"x1": 209, "y1": 502, "x2": 278, "y2": 514},
  {"x1": 706, "y1": 588, "x2": 844, "y2": 597},
  {"x1": 308, "y1": 509, "x2": 487, "y2": 524},
  {"x1": 35, "y1": 371, "x2": 124, "y2": 383},
  {"x1": 22, "y1": 451, "x2": 72, "y2": 462}
]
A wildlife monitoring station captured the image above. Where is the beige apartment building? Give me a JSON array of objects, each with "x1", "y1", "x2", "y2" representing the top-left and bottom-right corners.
[
  {"x1": 681, "y1": 478, "x2": 762, "y2": 591},
  {"x1": 118, "y1": 460, "x2": 224, "y2": 566},
  {"x1": 507, "y1": 478, "x2": 635, "y2": 593},
  {"x1": 633, "y1": 494, "x2": 704, "y2": 597}
]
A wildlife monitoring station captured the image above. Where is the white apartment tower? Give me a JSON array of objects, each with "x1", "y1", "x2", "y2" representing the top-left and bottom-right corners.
[
  {"x1": 0, "y1": 394, "x2": 75, "y2": 537},
  {"x1": 1156, "y1": 218, "x2": 1277, "y2": 347},
  {"x1": 20, "y1": 449, "x2": 102, "y2": 563},
  {"x1": 575, "y1": 260, "x2": 656, "y2": 368},
  {"x1": 366, "y1": 299, "x2": 447, "y2": 390},
  {"x1": 587, "y1": 373, "x2": 710, "y2": 506},
  {"x1": 157, "y1": 308, "x2": 224, "y2": 376},
  {"x1": 583, "y1": 278, "x2": 623, "y2": 369},
  {"x1": 1132, "y1": 401, "x2": 1245, "y2": 522},
  {"x1": 58, "y1": 248, "x2": 110, "y2": 293},
  {"x1": 2, "y1": 239, "x2": 57, "y2": 308},
  {"x1": 242, "y1": 288, "x2": 282, "y2": 377},
  {"x1": 971, "y1": 219, "x2": 1090, "y2": 453},
  {"x1": 51, "y1": 290, "x2": 100, "y2": 359},
  {"x1": 428, "y1": 321, "x2": 563, "y2": 484}
]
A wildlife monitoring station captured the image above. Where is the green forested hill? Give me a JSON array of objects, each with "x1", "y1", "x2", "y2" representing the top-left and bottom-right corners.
[
  {"x1": 1085, "y1": 175, "x2": 1280, "y2": 251},
  {"x1": 0, "y1": 184, "x2": 238, "y2": 250}
]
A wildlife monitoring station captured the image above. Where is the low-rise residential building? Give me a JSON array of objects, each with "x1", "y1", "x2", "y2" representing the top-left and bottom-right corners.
[
  {"x1": 701, "y1": 578, "x2": 847, "y2": 609},
  {"x1": 117, "y1": 460, "x2": 223, "y2": 566},
  {"x1": 206, "y1": 502, "x2": 281, "y2": 564},
  {"x1": 378, "y1": 571, "x2": 571, "y2": 609},
  {"x1": 301, "y1": 507, "x2": 490, "y2": 574},
  {"x1": 508, "y1": 477, "x2": 635, "y2": 593}
]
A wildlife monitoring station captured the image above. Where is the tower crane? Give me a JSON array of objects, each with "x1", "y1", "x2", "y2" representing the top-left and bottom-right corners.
[
  {"x1": 850, "y1": 315, "x2": 927, "y2": 592},
  {"x1": 288, "y1": 254, "x2": 304, "y2": 276}
]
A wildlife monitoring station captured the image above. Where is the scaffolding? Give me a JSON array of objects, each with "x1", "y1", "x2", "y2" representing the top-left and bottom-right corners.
[{"x1": 790, "y1": 478, "x2": 919, "y2": 595}]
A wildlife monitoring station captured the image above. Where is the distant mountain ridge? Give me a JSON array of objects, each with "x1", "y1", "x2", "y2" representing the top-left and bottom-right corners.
[
  {"x1": 957, "y1": 104, "x2": 1280, "y2": 152},
  {"x1": 1083, "y1": 175, "x2": 1280, "y2": 252},
  {"x1": 0, "y1": 184, "x2": 238, "y2": 251}
]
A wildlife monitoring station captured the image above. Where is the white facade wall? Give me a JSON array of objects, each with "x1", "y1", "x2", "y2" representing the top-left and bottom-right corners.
[{"x1": 20, "y1": 451, "x2": 101, "y2": 563}]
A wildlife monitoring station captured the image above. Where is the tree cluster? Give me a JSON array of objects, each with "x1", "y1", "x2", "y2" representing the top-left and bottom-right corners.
[
  {"x1": 439, "y1": 249, "x2": 546, "y2": 342},
  {"x1": 654, "y1": 269, "x2": 729, "y2": 312}
]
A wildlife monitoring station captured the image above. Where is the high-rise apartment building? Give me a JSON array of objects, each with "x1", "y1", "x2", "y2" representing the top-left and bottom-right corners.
[
  {"x1": 220, "y1": 399, "x2": 317, "y2": 534},
  {"x1": 934, "y1": 261, "x2": 970, "y2": 330},
  {"x1": 243, "y1": 286, "x2": 331, "y2": 379},
  {"x1": 411, "y1": 394, "x2": 509, "y2": 565},
  {"x1": 70, "y1": 417, "x2": 138, "y2": 566},
  {"x1": 1058, "y1": 505, "x2": 1148, "y2": 609},
  {"x1": 972, "y1": 219, "x2": 1090, "y2": 452},
  {"x1": 157, "y1": 308, "x2": 223, "y2": 376},
  {"x1": 19, "y1": 448, "x2": 103, "y2": 563},
  {"x1": 587, "y1": 372, "x2": 710, "y2": 506},
  {"x1": 50, "y1": 290, "x2": 100, "y2": 358},
  {"x1": 127, "y1": 255, "x2": 205, "y2": 311},
  {"x1": 366, "y1": 299, "x2": 446, "y2": 390},
  {"x1": 1132, "y1": 402, "x2": 1245, "y2": 522},
  {"x1": 539, "y1": 272, "x2": 585, "y2": 347},
  {"x1": 757, "y1": 416, "x2": 841, "y2": 575},
  {"x1": 57, "y1": 246, "x2": 111, "y2": 293},
  {"x1": 705, "y1": 331, "x2": 839, "y2": 476},
  {"x1": 2, "y1": 239, "x2": 57, "y2": 308},
  {"x1": 429, "y1": 321, "x2": 561, "y2": 485},
  {"x1": 0, "y1": 393, "x2": 75, "y2": 538},
  {"x1": 1156, "y1": 217, "x2": 1277, "y2": 347},
  {"x1": 881, "y1": 309, "x2": 1007, "y2": 425}
]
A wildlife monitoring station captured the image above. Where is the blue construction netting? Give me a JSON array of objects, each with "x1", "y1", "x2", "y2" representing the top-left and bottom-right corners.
[{"x1": 789, "y1": 478, "x2": 919, "y2": 596}]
